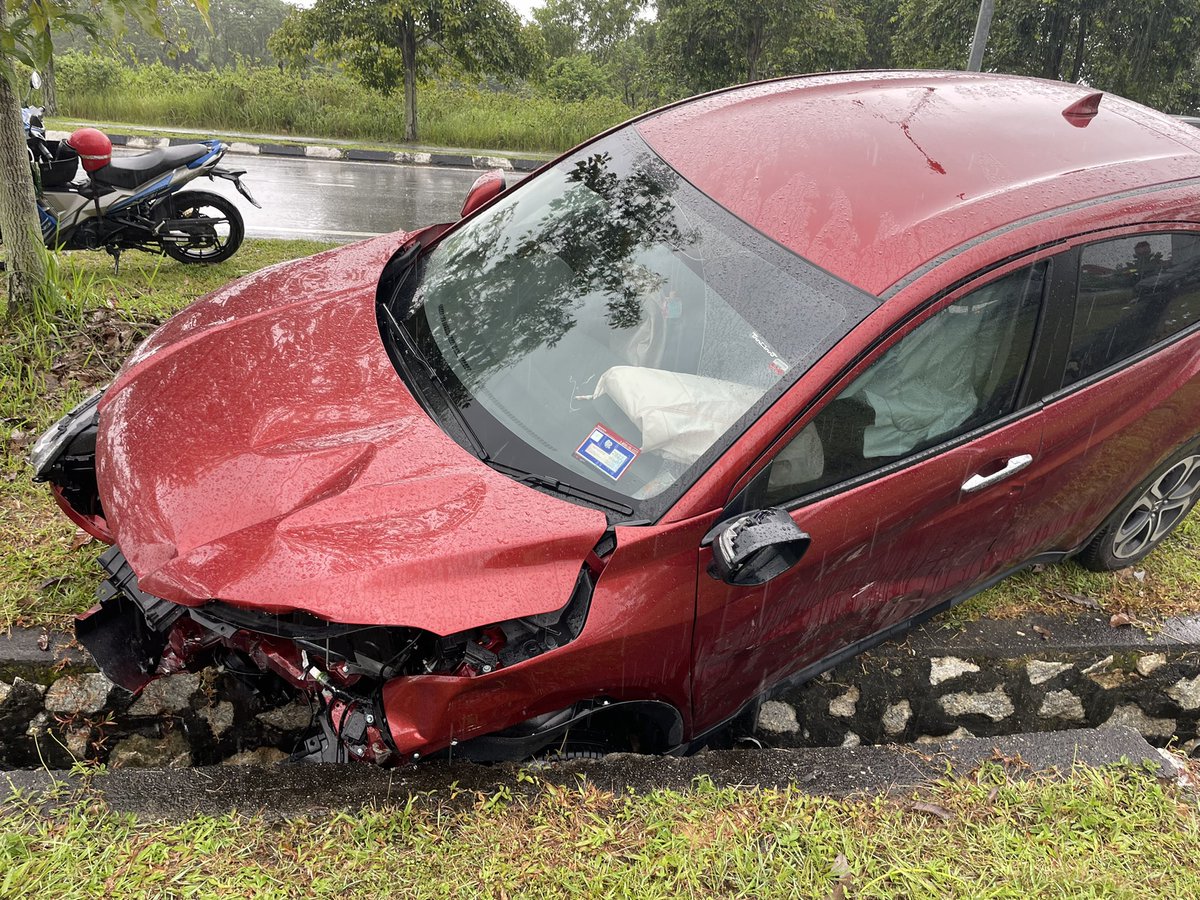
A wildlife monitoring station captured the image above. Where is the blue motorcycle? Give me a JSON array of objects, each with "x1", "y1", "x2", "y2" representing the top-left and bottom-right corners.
[{"x1": 21, "y1": 72, "x2": 259, "y2": 266}]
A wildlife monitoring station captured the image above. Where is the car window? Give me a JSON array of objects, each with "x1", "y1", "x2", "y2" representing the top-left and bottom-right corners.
[
  {"x1": 763, "y1": 263, "x2": 1046, "y2": 505},
  {"x1": 1063, "y1": 233, "x2": 1200, "y2": 388}
]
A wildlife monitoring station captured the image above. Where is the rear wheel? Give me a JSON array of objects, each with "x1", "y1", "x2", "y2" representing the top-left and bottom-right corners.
[
  {"x1": 159, "y1": 190, "x2": 243, "y2": 264},
  {"x1": 1077, "y1": 443, "x2": 1200, "y2": 571}
]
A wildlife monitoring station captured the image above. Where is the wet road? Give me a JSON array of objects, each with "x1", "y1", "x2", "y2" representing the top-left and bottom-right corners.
[{"x1": 119, "y1": 150, "x2": 495, "y2": 243}]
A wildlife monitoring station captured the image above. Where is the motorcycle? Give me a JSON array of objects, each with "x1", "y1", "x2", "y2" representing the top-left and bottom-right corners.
[{"x1": 20, "y1": 72, "x2": 260, "y2": 268}]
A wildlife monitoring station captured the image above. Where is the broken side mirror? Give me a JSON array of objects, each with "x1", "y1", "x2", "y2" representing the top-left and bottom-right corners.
[
  {"x1": 460, "y1": 169, "x2": 506, "y2": 218},
  {"x1": 706, "y1": 508, "x2": 810, "y2": 586}
]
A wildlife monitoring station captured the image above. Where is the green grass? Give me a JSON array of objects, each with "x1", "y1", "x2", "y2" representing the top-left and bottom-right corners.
[
  {"x1": 957, "y1": 509, "x2": 1200, "y2": 624},
  {"x1": 1, "y1": 765, "x2": 1197, "y2": 898},
  {"x1": 0, "y1": 241, "x2": 333, "y2": 628},
  {"x1": 56, "y1": 55, "x2": 631, "y2": 155}
]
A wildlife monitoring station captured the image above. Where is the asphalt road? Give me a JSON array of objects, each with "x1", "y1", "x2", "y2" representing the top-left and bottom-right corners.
[{"x1": 120, "y1": 150, "x2": 499, "y2": 243}]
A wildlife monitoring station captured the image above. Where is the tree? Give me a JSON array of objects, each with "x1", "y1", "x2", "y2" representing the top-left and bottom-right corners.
[
  {"x1": 892, "y1": 0, "x2": 1200, "y2": 110},
  {"x1": 0, "y1": 0, "x2": 208, "y2": 322},
  {"x1": 656, "y1": 0, "x2": 867, "y2": 95},
  {"x1": 269, "y1": 0, "x2": 533, "y2": 143},
  {"x1": 531, "y1": 0, "x2": 645, "y2": 61}
]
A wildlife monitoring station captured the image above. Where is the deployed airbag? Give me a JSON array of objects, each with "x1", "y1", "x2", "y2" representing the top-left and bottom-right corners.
[{"x1": 584, "y1": 366, "x2": 760, "y2": 464}]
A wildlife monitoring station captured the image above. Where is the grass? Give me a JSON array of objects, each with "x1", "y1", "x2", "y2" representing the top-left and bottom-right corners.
[
  {"x1": 56, "y1": 55, "x2": 631, "y2": 155},
  {"x1": 0, "y1": 240, "x2": 333, "y2": 628},
  {"x1": 2, "y1": 238, "x2": 1200, "y2": 631},
  {"x1": 958, "y1": 511, "x2": 1200, "y2": 623},
  {"x1": 0, "y1": 764, "x2": 1197, "y2": 898}
]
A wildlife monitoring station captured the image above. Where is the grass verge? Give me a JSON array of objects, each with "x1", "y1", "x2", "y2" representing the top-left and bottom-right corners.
[
  {"x1": 2, "y1": 238, "x2": 1199, "y2": 630},
  {"x1": 1, "y1": 765, "x2": 1197, "y2": 898},
  {"x1": 57, "y1": 55, "x2": 631, "y2": 155}
]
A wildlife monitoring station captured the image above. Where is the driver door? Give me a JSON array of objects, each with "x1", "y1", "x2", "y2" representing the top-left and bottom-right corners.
[{"x1": 692, "y1": 259, "x2": 1052, "y2": 730}]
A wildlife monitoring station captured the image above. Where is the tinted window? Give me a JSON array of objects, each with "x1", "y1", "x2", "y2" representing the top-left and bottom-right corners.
[
  {"x1": 764, "y1": 263, "x2": 1046, "y2": 504},
  {"x1": 1064, "y1": 233, "x2": 1200, "y2": 387}
]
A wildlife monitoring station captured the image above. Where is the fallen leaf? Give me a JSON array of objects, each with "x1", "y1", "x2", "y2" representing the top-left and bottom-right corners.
[
  {"x1": 70, "y1": 529, "x2": 94, "y2": 551},
  {"x1": 830, "y1": 854, "x2": 851, "y2": 878},
  {"x1": 1033, "y1": 625, "x2": 1052, "y2": 640},
  {"x1": 1110, "y1": 612, "x2": 1135, "y2": 628},
  {"x1": 38, "y1": 575, "x2": 69, "y2": 591},
  {"x1": 1054, "y1": 590, "x2": 1101, "y2": 611},
  {"x1": 910, "y1": 801, "x2": 953, "y2": 822},
  {"x1": 37, "y1": 631, "x2": 50, "y2": 651},
  {"x1": 1133, "y1": 569, "x2": 1146, "y2": 583},
  {"x1": 986, "y1": 786, "x2": 1000, "y2": 803}
]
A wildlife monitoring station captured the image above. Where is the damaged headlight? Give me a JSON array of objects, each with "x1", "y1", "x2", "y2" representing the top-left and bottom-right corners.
[{"x1": 29, "y1": 389, "x2": 104, "y2": 480}]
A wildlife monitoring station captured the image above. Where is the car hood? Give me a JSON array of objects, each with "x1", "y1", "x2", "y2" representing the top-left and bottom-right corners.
[{"x1": 96, "y1": 234, "x2": 608, "y2": 634}]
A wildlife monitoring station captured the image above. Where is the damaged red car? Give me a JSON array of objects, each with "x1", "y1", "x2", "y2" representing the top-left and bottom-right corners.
[{"x1": 32, "y1": 71, "x2": 1200, "y2": 764}]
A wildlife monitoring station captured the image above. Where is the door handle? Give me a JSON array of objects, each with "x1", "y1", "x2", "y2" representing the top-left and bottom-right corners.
[{"x1": 961, "y1": 454, "x2": 1033, "y2": 493}]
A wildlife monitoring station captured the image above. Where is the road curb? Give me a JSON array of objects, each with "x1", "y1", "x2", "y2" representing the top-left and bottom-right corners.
[
  {"x1": 0, "y1": 726, "x2": 1179, "y2": 820},
  {"x1": 47, "y1": 130, "x2": 548, "y2": 173}
]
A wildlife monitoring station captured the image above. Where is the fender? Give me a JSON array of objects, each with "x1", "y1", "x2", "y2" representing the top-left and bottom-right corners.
[{"x1": 211, "y1": 165, "x2": 261, "y2": 208}]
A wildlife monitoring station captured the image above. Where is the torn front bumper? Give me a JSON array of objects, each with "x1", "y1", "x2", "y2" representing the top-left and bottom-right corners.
[
  {"x1": 77, "y1": 545, "x2": 604, "y2": 765},
  {"x1": 78, "y1": 547, "x2": 398, "y2": 764}
]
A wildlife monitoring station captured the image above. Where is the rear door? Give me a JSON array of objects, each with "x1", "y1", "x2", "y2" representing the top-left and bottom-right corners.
[
  {"x1": 1011, "y1": 227, "x2": 1200, "y2": 555},
  {"x1": 691, "y1": 257, "x2": 1055, "y2": 731}
]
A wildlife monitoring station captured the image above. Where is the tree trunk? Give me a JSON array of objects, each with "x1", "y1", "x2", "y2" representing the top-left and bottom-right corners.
[
  {"x1": 401, "y1": 13, "x2": 418, "y2": 142},
  {"x1": 0, "y1": 29, "x2": 48, "y2": 321},
  {"x1": 41, "y1": 26, "x2": 56, "y2": 116},
  {"x1": 1069, "y1": 11, "x2": 1088, "y2": 83}
]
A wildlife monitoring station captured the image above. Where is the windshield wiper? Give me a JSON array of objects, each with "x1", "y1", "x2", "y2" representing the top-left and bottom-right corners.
[
  {"x1": 487, "y1": 461, "x2": 634, "y2": 516},
  {"x1": 377, "y1": 244, "x2": 490, "y2": 461},
  {"x1": 379, "y1": 304, "x2": 490, "y2": 461}
]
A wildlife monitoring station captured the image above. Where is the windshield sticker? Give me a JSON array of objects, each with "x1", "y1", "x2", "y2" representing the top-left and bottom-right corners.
[
  {"x1": 575, "y1": 424, "x2": 640, "y2": 481},
  {"x1": 751, "y1": 330, "x2": 790, "y2": 376}
]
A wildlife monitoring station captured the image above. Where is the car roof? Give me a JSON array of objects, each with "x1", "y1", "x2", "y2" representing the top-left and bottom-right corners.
[{"x1": 636, "y1": 70, "x2": 1200, "y2": 296}]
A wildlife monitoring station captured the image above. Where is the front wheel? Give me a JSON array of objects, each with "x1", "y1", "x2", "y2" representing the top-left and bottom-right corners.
[
  {"x1": 158, "y1": 190, "x2": 244, "y2": 264},
  {"x1": 1076, "y1": 442, "x2": 1200, "y2": 571}
]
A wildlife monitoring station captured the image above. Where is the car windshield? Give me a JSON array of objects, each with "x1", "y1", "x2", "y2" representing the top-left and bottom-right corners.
[{"x1": 395, "y1": 129, "x2": 875, "y2": 515}]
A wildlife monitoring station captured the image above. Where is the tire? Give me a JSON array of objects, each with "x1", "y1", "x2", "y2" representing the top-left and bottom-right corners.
[
  {"x1": 1076, "y1": 441, "x2": 1200, "y2": 571},
  {"x1": 159, "y1": 190, "x2": 243, "y2": 264}
]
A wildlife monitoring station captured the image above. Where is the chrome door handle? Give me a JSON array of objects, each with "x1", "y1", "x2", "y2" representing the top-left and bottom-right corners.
[{"x1": 961, "y1": 454, "x2": 1033, "y2": 493}]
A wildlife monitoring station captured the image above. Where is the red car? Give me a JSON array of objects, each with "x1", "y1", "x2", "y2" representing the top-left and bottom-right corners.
[{"x1": 31, "y1": 72, "x2": 1200, "y2": 764}]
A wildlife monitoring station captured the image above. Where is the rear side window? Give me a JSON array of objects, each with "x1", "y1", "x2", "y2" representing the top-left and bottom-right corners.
[
  {"x1": 763, "y1": 263, "x2": 1046, "y2": 505},
  {"x1": 1063, "y1": 233, "x2": 1200, "y2": 388}
]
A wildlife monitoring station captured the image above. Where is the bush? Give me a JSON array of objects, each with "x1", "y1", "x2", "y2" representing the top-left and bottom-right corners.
[{"x1": 54, "y1": 53, "x2": 633, "y2": 153}]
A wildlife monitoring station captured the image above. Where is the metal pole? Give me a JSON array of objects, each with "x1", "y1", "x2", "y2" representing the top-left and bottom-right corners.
[{"x1": 967, "y1": 0, "x2": 995, "y2": 71}]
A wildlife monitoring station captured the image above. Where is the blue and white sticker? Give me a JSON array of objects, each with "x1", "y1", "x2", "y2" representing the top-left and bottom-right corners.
[{"x1": 575, "y1": 424, "x2": 640, "y2": 481}]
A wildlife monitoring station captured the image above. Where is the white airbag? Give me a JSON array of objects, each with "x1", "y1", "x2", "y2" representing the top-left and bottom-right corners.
[{"x1": 584, "y1": 366, "x2": 761, "y2": 464}]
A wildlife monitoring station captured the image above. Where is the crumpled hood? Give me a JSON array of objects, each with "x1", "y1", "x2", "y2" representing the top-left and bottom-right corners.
[{"x1": 96, "y1": 235, "x2": 608, "y2": 634}]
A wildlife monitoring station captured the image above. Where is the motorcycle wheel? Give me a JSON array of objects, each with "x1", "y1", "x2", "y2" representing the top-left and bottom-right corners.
[{"x1": 159, "y1": 190, "x2": 244, "y2": 264}]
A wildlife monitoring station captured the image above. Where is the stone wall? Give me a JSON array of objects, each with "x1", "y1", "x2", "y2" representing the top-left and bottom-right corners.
[
  {"x1": 758, "y1": 647, "x2": 1200, "y2": 755},
  {"x1": 3, "y1": 613, "x2": 1199, "y2": 768}
]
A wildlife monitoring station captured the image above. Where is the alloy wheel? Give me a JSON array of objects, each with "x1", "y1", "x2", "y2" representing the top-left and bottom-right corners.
[{"x1": 1111, "y1": 454, "x2": 1200, "y2": 560}]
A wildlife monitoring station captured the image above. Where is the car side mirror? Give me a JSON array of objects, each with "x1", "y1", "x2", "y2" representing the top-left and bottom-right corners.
[
  {"x1": 706, "y1": 508, "x2": 810, "y2": 586},
  {"x1": 29, "y1": 72, "x2": 41, "y2": 91},
  {"x1": 461, "y1": 169, "x2": 506, "y2": 218}
]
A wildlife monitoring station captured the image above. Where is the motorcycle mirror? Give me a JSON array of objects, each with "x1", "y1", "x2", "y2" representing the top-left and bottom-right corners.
[
  {"x1": 29, "y1": 72, "x2": 41, "y2": 91},
  {"x1": 460, "y1": 169, "x2": 506, "y2": 218}
]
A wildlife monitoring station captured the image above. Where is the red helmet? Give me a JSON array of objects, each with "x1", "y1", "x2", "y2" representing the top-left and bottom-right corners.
[{"x1": 66, "y1": 127, "x2": 112, "y2": 173}]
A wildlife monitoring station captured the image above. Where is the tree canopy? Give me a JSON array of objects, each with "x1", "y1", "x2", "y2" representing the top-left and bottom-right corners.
[{"x1": 270, "y1": 0, "x2": 536, "y2": 142}]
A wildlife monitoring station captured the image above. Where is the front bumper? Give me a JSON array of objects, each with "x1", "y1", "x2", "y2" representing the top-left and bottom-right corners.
[
  {"x1": 79, "y1": 547, "x2": 398, "y2": 764},
  {"x1": 77, "y1": 545, "x2": 606, "y2": 765}
]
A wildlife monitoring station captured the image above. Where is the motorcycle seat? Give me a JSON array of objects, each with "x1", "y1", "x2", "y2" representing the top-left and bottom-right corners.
[{"x1": 91, "y1": 143, "x2": 213, "y2": 192}]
